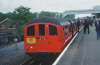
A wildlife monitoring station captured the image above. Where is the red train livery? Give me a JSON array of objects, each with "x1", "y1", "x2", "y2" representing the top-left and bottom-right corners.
[{"x1": 24, "y1": 17, "x2": 78, "y2": 59}]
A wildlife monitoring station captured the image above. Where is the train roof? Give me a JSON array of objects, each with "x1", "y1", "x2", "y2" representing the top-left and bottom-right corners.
[
  {"x1": 60, "y1": 21, "x2": 70, "y2": 25},
  {"x1": 28, "y1": 17, "x2": 61, "y2": 25},
  {"x1": 27, "y1": 17, "x2": 72, "y2": 26}
]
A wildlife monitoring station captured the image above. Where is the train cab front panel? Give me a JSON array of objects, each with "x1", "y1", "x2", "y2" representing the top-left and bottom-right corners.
[{"x1": 24, "y1": 23, "x2": 65, "y2": 54}]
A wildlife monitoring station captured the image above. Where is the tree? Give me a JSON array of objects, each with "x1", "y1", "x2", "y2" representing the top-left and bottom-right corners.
[
  {"x1": 64, "y1": 14, "x2": 75, "y2": 19},
  {"x1": 6, "y1": 6, "x2": 58, "y2": 35},
  {"x1": 32, "y1": 12, "x2": 39, "y2": 18},
  {"x1": 8, "y1": 6, "x2": 33, "y2": 22},
  {"x1": 7, "y1": 6, "x2": 34, "y2": 35},
  {"x1": 39, "y1": 11, "x2": 56, "y2": 17},
  {"x1": 0, "y1": 12, "x2": 7, "y2": 21}
]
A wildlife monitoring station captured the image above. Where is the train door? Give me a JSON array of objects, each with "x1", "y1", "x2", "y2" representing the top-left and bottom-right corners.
[
  {"x1": 64, "y1": 24, "x2": 72, "y2": 45},
  {"x1": 70, "y1": 23, "x2": 74, "y2": 37},
  {"x1": 35, "y1": 24, "x2": 49, "y2": 50},
  {"x1": 72, "y1": 23, "x2": 77, "y2": 35},
  {"x1": 47, "y1": 25, "x2": 60, "y2": 50},
  {"x1": 25, "y1": 25, "x2": 37, "y2": 45}
]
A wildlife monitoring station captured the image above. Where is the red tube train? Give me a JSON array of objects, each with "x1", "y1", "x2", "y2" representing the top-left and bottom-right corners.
[{"x1": 24, "y1": 17, "x2": 78, "y2": 60}]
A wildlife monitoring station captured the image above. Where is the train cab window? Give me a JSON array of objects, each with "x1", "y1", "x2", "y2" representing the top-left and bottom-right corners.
[
  {"x1": 27, "y1": 26, "x2": 35, "y2": 36},
  {"x1": 39, "y1": 24, "x2": 45, "y2": 36},
  {"x1": 49, "y1": 25, "x2": 57, "y2": 35}
]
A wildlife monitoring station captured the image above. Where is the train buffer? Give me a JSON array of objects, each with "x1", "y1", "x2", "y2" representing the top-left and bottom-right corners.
[{"x1": 53, "y1": 26, "x2": 100, "y2": 65}]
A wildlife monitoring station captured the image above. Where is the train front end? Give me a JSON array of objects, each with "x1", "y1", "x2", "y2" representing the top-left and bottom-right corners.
[{"x1": 24, "y1": 23, "x2": 65, "y2": 56}]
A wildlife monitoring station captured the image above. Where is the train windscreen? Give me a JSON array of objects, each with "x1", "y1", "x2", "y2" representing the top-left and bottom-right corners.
[
  {"x1": 49, "y1": 25, "x2": 57, "y2": 35},
  {"x1": 39, "y1": 24, "x2": 45, "y2": 36},
  {"x1": 27, "y1": 26, "x2": 35, "y2": 36}
]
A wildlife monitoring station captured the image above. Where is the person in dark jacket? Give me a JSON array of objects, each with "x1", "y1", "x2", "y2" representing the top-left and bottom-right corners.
[
  {"x1": 95, "y1": 19, "x2": 100, "y2": 40},
  {"x1": 83, "y1": 19, "x2": 90, "y2": 34},
  {"x1": 77, "y1": 18, "x2": 81, "y2": 32}
]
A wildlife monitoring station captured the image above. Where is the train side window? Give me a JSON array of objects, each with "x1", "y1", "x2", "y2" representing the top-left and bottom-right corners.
[
  {"x1": 27, "y1": 26, "x2": 35, "y2": 36},
  {"x1": 39, "y1": 24, "x2": 45, "y2": 36},
  {"x1": 49, "y1": 25, "x2": 57, "y2": 35},
  {"x1": 64, "y1": 26, "x2": 69, "y2": 34},
  {"x1": 69, "y1": 25, "x2": 72, "y2": 32},
  {"x1": 64, "y1": 25, "x2": 72, "y2": 34}
]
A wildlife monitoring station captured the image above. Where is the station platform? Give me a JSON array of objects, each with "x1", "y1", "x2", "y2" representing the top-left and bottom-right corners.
[{"x1": 53, "y1": 26, "x2": 100, "y2": 65}]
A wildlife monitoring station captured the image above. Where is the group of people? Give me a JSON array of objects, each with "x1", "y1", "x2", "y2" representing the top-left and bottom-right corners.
[{"x1": 82, "y1": 17, "x2": 100, "y2": 40}]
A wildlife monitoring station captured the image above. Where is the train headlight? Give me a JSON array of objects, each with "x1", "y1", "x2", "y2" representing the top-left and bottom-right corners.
[
  {"x1": 26, "y1": 38, "x2": 36, "y2": 44},
  {"x1": 30, "y1": 46, "x2": 33, "y2": 48}
]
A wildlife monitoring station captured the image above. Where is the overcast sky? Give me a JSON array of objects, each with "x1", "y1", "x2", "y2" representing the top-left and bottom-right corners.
[{"x1": 0, "y1": 0, "x2": 100, "y2": 13}]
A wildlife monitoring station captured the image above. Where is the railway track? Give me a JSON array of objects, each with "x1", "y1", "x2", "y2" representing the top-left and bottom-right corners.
[
  {"x1": 20, "y1": 58, "x2": 45, "y2": 65},
  {"x1": 20, "y1": 55, "x2": 57, "y2": 65}
]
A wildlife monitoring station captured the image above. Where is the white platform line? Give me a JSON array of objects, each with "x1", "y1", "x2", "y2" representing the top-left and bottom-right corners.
[{"x1": 52, "y1": 33, "x2": 78, "y2": 65}]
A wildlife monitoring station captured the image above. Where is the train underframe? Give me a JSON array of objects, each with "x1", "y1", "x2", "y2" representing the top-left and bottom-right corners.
[{"x1": 26, "y1": 52, "x2": 60, "y2": 64}]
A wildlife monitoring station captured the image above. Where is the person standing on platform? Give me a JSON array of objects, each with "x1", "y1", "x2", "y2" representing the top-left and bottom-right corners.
[
  {"x1": 95, "y1": 18, "x2": 100, "y2": 40},
  {"x1": 77, "y1": 18, "x2": 81, "y2": 32},
  {"x1": 83, "y1": 19, "x2": 90, "y2": 34}
]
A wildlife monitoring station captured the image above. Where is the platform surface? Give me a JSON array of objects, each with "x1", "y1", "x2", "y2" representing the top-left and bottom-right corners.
[{"x1": 57, "y1": 26, "x2": 100, "y2": 65}]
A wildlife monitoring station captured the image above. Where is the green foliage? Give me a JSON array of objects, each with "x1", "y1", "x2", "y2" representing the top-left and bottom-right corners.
[
  {"x1": 64, "y1": 14, "x2": 75, "y2": 19},
  {"x1": 0, "y1": 12, "x2": 7, "y2": 21},
  {"x1": 1, "y1": 6, "x2": 57, "y2": 35},
  {"x1": 39, "y1": 11, "x2": 56, "y2": 17},
  {"x1": 8, "y1": 6, "x2": 33, "y2": 22},
  {"x1": 32, "y1": 12, "x2": 38, "y2": 18},
  {"x1": 6, "y1": 6, "x2": 34, "y2": 35}
]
